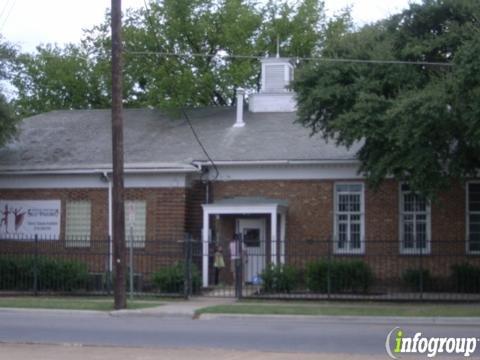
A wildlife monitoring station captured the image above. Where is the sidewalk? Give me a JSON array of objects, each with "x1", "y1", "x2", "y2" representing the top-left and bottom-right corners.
[
  {"x1": 112, "y1": 296, "x2": 235, "y2": 318},
  {"x1": 1, "y1": 297, "x2": 480, "y2": 326}
]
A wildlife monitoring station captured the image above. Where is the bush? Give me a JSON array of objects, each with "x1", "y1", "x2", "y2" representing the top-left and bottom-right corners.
[
  {"x1": 451, "y1": 263, "x2": 480, "y2": 293},
  {"x1": 402, "y1": 269, "x2": 432, "y2": 291},
  {"x1": 152, "y1": 262, "x2": 201, "y2": 294},
  {"x1": 306, "y1": 259, "x2": 373, "y2": 293},
  {"x1": 260, "y1": 264, "x2": 299, "y2": 294},
  {"x1": 0, "y1": 256, "x2": 88, "y2": 291}
]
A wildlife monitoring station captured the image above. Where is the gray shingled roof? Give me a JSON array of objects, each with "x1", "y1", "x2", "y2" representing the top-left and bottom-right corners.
[{"x1": 0, "y1": 107, "x2": 359, "y2": 171}]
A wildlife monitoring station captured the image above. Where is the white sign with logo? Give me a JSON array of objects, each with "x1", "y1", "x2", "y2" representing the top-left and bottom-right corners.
[{"x1": 0, "y1": 200, "x2": 61, "y2": 240}]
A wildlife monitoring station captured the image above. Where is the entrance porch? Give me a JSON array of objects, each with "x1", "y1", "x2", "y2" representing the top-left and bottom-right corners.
[{"x1": 201, "y1": 197, "x2": 288, "y2": 287}]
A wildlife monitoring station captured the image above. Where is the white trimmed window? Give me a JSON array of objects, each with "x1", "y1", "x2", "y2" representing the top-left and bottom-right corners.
[
  {"x1": 124, "y1": 200, "x2": 146, "y2": 248},
  {"x1": 65, "y1": 201, "x2": 91, "y2": 247},
  {"x1": 399, "y1": 184, "x2": 431, "y2": 254},
  {"x1": 334, "y1": 183, "x2": 365, "y2": 254},
  {"x1": 467, "y1": 183, "x2": 480, "y2": 254}
]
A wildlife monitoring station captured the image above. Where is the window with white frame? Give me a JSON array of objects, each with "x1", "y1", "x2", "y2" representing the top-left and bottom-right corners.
[
  {"x1": 124, "y1": 200, "x2": 146, "y2": 248},
  {"x1": 399, "y1": 184, "x2": 431, "y2": 254},
  {"x1": 467, "y1": 183, "x2": 480, "y2": 253},
  {"x1": 334, "y1": 183, "x2": 364, "y2": 254},
  {"x1": 65, "y1": 201, "x2": 91, "y2": 247}
]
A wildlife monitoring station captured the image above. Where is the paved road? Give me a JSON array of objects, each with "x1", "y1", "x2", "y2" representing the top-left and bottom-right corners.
[
  {"x1": 0, "y1": 310, "x2": 478, "y2": 356},
  {"x1": 0, "y1": 343, "x2": 390, "y2": 360}
]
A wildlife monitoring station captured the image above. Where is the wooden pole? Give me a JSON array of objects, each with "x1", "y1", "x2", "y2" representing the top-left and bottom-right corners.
[{"x1": 111, "y1": 0, "x2": 127, "y2": 310}]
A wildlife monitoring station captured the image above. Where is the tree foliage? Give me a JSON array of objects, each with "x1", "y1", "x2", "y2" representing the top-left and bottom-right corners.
[
  {"x1": 0, "y1": 36, "x2": 17, "y2": 146},
  {"x1": 293, "y1": 0, "x2": 480, "y2": 197},
  {"x1": 11, "y1": 0, "x2": 343, "y2": 115},
  {"x1": 13, "y1": 44, "x2": 110, "y2": 116}
]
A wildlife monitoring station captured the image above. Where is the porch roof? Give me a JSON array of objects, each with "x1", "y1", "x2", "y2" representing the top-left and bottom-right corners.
[{"x1": 202, "y1": 196, "x2": 287, "y2": 214}]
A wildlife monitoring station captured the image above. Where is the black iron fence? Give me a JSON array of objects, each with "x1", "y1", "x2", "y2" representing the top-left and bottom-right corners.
[
  {"x1": 197, "y1": 238, "x2": 480, "y2": 301},
  {"x1": 0, "y1": 235, "x2": 190, "y2": 297},
  {"x1": 0, "y1": 236, "x2": 479, "y2": 301}
]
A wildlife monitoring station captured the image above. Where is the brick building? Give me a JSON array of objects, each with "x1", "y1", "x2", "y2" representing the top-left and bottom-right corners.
[{"x1": 0, "y1": 57, "x2": 478, "y2": 289}]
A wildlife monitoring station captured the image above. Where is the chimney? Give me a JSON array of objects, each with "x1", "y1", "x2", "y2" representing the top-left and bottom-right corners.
[{"x1": 234, "y1": 87, "x2": 245, "y2": 127}]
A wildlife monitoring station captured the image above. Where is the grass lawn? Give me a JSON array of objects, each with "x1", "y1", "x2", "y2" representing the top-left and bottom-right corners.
[
  {"x1": 197, "y1": 302, "x2": 480, "y2": 317},
  {"x1": 0, "y1": 296, "x2": 166, "y2": 311}
]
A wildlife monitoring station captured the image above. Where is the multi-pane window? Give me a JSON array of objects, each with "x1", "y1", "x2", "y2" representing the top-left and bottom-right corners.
[
  {"x1": 334, "y1": 184, "x2": 364, "y2": 254},
  {"x1": 467, "y1": 183, "x2": 480, "y2": 253},
  {"x1": 65, "y1": 201, "x2": 91, "y2": 247},
  {"x1": 124, "y1": 200, "x2": 146, "y2": 248},
  {"x1": 400, "y1": 184, "x2": 430, "y2": 254}
]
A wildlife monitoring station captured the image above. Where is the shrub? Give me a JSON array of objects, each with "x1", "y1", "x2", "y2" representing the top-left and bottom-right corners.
[
  {"x1": 451, "y1": 263, "x2": 480, "y2": 293},
  {"x1": 0, "y1": 256, "x2": 88, "y2": 291},
  {"x1": 260, "y1": 264, "x2": 299, "y2": 293},
  {"x1": 306, "y1": 259, "x2": 373, "y2": 293},
  {"x1": 152, "y1": 262, "x2": 201, "y2": 294},
  {"x1": 402, "y1": 269, "x2": 432, "y2": 291}
]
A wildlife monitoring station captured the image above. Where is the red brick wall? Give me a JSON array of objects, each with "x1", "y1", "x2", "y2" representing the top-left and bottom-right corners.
[
  {"x1": 0, "y1": 187, "x2": 188, "y2": 275},
  {"x1": 0, "y1": 179, "x2": 476, "y2": 280},
  {"x1": 185, "y1": 181, "x2": 206, "y2": 240},
  {"x1": 211, "y1": 179, "x2": 334, "y2": 241},
  {"x1": 208, "y1": 179, "x2": 467, "y2": 242},
  {"x1": 206, "y1": 179, "x2": 475, "y2": 279}
]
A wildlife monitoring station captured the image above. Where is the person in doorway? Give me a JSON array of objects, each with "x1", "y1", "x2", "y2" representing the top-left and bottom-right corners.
[{"x1": 213, "y1": 245, "x2": 225, "y2": 285}]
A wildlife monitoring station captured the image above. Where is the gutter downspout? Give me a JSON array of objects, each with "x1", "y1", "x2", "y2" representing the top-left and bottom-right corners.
[
  {"x1": 101, "y1": 171, "x2": 113, "y2": 274},
  {"x1": 203, "y1": 166, "x2": 211, "y2": 288}
]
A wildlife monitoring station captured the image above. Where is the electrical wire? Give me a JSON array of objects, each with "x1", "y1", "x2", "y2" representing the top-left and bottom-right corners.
[
  {"x1": 0, "y1": 0, "x2": 12, "y2": 22},
  {"x1": 182, "y1": 109, "x2": 219, "y2": 181},
  {"x1": 0, "y1": 0, "x2": 15, "y2": 32},
  {"x1": 125, "y1": 50, "x2": 454, "y2": 67},
  {"x1": 140, "y1": 1, "x2": 220, "y2": 181}
]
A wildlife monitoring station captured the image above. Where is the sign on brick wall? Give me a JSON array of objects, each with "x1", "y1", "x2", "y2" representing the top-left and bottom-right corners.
[{"x1": 0, "y1": 200, "x2": 61, "y2": 240}]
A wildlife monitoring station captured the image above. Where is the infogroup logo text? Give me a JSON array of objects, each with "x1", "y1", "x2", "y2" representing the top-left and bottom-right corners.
[{"x1": 385, "y1": 327, "x2": 479, "y2": 358}]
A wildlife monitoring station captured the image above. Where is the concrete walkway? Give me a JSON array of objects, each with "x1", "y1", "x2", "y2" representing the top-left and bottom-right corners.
[{"x1": 113, "y1": 296, "x2": 235, "y2": 318}]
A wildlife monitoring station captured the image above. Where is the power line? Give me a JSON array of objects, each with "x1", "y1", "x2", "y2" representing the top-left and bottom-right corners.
[
  {"x1": 125, "y1": 50, "x2": 454, "y2": 67},
  {"x1": 182, "y1": 109, "x2": 219, "y2": 181},
  {"x1": 0, "y1": 0, "x2": 15, "y2": 32},
  {"x1": 21, "y1": 49, "x2": 454, "y2": 68},
  {"x1": 139, "y1": 1, "x2": 220, "y2": 180},
  {"x1": 0, "y1": 0, "x2": 12, "y2": 22}
]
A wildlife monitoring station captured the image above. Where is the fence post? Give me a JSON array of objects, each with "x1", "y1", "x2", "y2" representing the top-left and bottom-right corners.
[
  {"x1": 327, "y1": 236, "x2": 332, "y2": 300},
  {"x1": 106, "y1": 235, "x2": 112, "y2": 295},
  {"x1": 235, "y1": 239, "x2": 243, "y2": 300},
  {"x1": 184, "y1": 234, "x2": 192, "y2": 300},
  {"x1": 33, "y1": 234, "x2": 38, "y2": 296},
  {"x1": 419, "y1": 244, "x2": 424, "y2": 301},
  {"x1": 129, "y1": 227, "x2": 134, "y2": 301}
]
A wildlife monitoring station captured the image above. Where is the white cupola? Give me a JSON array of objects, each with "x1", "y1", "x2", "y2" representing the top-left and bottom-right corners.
[{"x1": 249, "y1": 57, "x2": 297, "y2": 113}]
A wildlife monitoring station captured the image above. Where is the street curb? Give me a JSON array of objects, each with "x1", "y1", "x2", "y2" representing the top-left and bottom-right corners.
[
  {"x1": 0, "y1": 306, "x2": 197, "y2": 319},
  {"x1": 109, "y1": 309, "x2": 194, "y2": 318},
  {"x1": 0, "y1": 307, "x2": 106, "y2": 316},
  {"x1": 197, "y1": 313, "x2": 480, "y2": 326}
]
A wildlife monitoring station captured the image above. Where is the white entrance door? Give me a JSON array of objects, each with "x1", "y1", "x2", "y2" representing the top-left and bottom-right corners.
[{"x1": 237, "y1": 218, "x2": 266, "y2": 283}]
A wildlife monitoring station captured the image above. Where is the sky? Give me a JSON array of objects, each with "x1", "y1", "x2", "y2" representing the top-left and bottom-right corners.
[{"x1": 1, "y1": 0, "x2": 417, "y2": 53}]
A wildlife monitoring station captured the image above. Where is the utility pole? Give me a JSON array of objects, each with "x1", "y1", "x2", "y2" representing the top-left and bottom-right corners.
[{"x1": 111, "y1": 0, "x2": 127, "y2": 310}]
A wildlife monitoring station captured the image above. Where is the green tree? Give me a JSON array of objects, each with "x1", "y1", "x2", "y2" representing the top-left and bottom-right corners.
[
  {"x1": 293, "y1": 0, "x2": 480, "y2": 197},
  {"x1": 12, "y1": 44, "x2": 110, "y2": 117},
  {"x1": 12, "y1": 0, "x2": 340, "y2": 115},
  {"x1": 0, "y1": 36, "x2": 17, "y2": 146}
]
